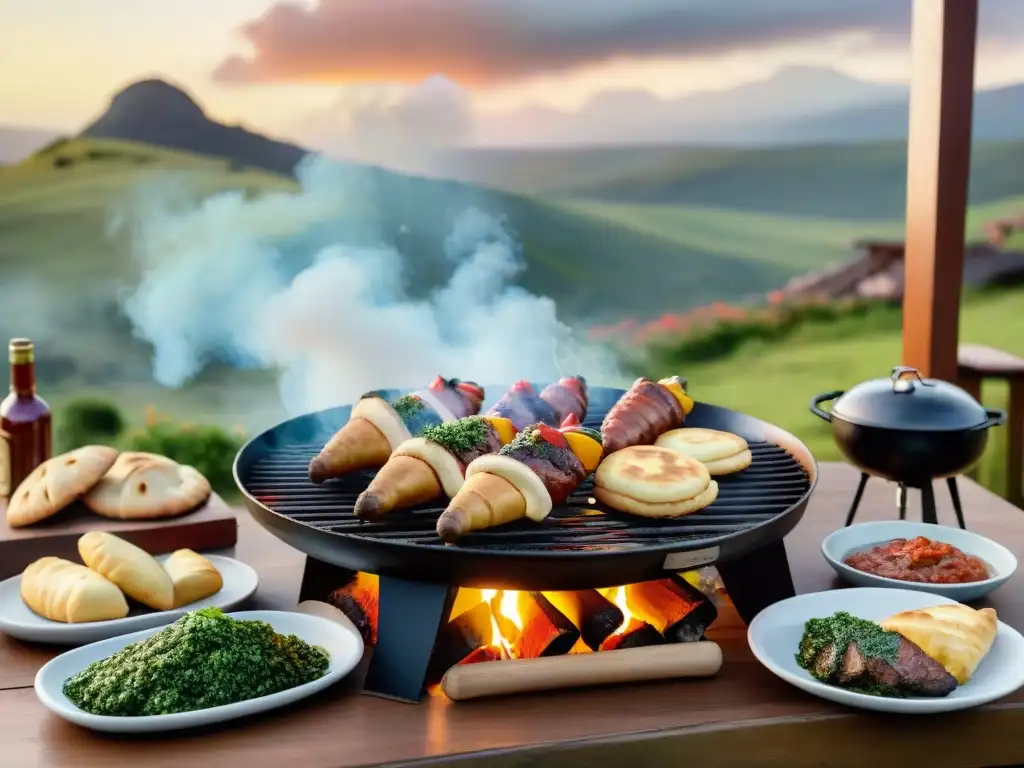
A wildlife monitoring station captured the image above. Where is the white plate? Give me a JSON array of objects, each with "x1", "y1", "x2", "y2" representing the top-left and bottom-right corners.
[
  {"x1": 748, "y1": 587, "x2": 1024, "y2": 714},
  {"x1": 822, "y1": 520, "x2": 1017, "y2": 601},
  {"x1": 0, "y1": 555, "x2": 259, "y2": 644},
  {"x1": 35, "y1": 609, "x2": 364, "y2": 733}
]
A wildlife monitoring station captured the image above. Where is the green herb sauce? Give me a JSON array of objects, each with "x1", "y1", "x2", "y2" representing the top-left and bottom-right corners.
[
  {"x1": 796, "y1": 611, "x2": 902, "y2": 696},
  {"x1": 62, "y1": 608, "x2": 330, "y2": 717},
  {"x1": 421, "y1": 416, "x2": 489, "y2": 454}
]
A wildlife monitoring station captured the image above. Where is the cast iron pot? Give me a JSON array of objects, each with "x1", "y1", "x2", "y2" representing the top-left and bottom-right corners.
[{"x1": 810, "y1": 366, "x2": 1005, "y2": 485}]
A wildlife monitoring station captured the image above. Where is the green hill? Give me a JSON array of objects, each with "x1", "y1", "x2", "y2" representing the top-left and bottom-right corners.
[
  {"x1": 0, "y1": 138, "x2": 839, "y2": 352},
  {"x1": 446, "y1": 141, "x2": 1024, "y2": 219}
]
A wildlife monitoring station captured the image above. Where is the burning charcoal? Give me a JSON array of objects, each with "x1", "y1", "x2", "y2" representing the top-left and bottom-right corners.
[
  {"x1": 326, "y1": 571, "x2": 380, "y2": 646},
  {"x1": 543, "y1": 589, "x2": 625, "y2": 651},
  {"x1": 458, "y1": 646, "x2": 502, "y2": 666},
  {"x1": 600, "y1": 619, "x2": 666, "y2": 652},
  {"x1": 426, "y1": 600, "x2": 494, "y2": 683},
  {"x1": 625, "y1": 575, "x2": 718, "y2": 643},
  {"x1": 491, "y1": 590, "x2": 580, "y2": 659}
]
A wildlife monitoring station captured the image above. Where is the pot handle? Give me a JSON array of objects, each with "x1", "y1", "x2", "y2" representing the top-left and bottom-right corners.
[
  {"x1": 980, "y1": 408, "x2": 1007, "y2": 428},
  {"x1": 809, "y1": 391, "x2": 845, "y2": 422}
]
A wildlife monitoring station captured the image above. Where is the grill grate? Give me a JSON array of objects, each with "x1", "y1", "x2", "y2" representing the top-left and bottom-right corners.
[{"x1": 242, "y1": 438, "x2": 810, "y2": 554}]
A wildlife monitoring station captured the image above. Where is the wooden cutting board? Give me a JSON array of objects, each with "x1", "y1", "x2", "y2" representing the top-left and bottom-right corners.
[{"x1": 0, "y1": 495, "x2": 238, "y2": 580}]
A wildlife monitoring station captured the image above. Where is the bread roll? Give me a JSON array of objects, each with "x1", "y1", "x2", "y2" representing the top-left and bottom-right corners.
[
  {"x1": 6, "y1": 446, "x2": 119, "y2": 528},
  {"x1": 163, "y1": 549, "x2": 224, "y2": 608},
  {"x1": 880, "y1": 604, "x2": 998, "y2": 684},
  {"x1": 20, "y1": 557, "x2": 129, "y2": 623},
  {"x1": 83, "y1": 452, "x2": 211, "y2": 520},
  {"x1": 78, "y1": 531, "x2": 175, "y2": 611}
]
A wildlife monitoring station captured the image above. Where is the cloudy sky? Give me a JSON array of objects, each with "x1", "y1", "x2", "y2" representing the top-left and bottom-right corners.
[{"x1": 4, "y1": 0, "x2": 1024, "y2": 145}]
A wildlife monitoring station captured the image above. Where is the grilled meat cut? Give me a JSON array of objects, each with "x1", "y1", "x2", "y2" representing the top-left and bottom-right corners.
[
  {"x1": 601, "y1": 376, "x2": 693, "y2": 454},
  {"x1": 797, "y1": 611, "x2": 957, "y2": 698}
]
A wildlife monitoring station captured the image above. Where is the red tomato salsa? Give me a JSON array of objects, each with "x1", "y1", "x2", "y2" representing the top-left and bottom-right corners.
[{"x1": 843, "y1": 536, "x2": 990, "y2": 584}]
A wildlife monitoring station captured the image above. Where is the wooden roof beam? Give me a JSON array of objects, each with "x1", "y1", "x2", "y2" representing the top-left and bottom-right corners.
[{"x1": 902, "y1": 0, "x2": 978, "y2": 381}]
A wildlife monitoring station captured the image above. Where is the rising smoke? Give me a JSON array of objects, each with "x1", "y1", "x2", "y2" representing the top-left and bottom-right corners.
[{"x1": 117, "y1": 155, "x2": 622, "y2": 417}]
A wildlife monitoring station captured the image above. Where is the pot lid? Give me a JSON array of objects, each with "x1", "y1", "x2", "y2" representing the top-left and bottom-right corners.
[{"x1": 832, "y1": 366, "x2": 987, "y2": 431}]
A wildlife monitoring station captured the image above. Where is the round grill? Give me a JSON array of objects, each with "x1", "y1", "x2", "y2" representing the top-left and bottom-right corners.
[{"x1": 235, "y1": 385, "x2": 817, "y2": 591}]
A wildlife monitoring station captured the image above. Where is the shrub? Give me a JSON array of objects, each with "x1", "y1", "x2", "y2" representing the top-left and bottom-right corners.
[
  {"x1": 56, "y1": 397, "x2": 126, "y2": 452},
  {"x1": 121, "y1": 420, "x2": 244, "y2": 496}
]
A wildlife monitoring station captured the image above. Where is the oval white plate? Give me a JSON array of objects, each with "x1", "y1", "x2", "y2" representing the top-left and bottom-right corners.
[
  {"x1": 35, "y1": 609, "x2": 364, "y2": 733},
  {"x1": 748, "y1": 587, "x2": 1024, "y2": 714},
  {"x1": 822, "y1": 520, "x2": 1017, "y2": 601},
  {"x1": 0, "y1": 555, "x2": 259, "y2": 645}
]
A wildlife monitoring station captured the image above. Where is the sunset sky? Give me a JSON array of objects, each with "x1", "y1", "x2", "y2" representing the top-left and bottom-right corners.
[{"x1": 5, "y1": 0, "x2": 1024, "y2": 144}]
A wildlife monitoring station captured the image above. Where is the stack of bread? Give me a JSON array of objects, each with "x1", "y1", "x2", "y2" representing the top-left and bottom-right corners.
[
  {"x1": 20, "y1": 531, "x2": 224, "y2": 623},
  {"x1": 5, "y1": 448, "x2": 211, "y2": 528},
  {"x1": 593, "y1": 445, "x2": 719, "y2": 518},
  {"x1": 655, "y1": 428, "x2": 752, "y2": 476}
]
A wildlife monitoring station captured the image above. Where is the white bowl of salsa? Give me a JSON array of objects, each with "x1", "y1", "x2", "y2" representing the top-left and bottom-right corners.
[{"x1": 822, "y1": 520, "x2": 1017, "y2": 602}]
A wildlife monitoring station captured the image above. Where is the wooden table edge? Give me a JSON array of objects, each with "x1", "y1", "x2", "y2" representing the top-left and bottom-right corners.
[{"x1": 404, "y1": 701, "x2": 1024, "y2": 768}]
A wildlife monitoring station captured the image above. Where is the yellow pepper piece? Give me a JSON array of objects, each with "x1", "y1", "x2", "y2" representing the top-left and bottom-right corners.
[
  {"x1": 483, "y1": 416, "x2": 517, "y2": 445},
  {"x1": 680, "y1": 571, "x2": 702, "y2": 589},
  {"x1": 658, "y1": 378, "x2": 695, "y2": 415},
  {"x1": 564, "y1": 431, "x2": 603, "y2": 472}
]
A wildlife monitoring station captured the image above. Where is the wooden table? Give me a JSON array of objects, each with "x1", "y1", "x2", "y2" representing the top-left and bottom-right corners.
[{"x1": 2, "y1": 463, "x2": 1023, "y2": 768}]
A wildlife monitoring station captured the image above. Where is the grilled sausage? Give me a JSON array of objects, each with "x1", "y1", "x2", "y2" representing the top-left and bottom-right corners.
[{"x1": 601, "y1": 377, "x2": 685, "y2": 454}]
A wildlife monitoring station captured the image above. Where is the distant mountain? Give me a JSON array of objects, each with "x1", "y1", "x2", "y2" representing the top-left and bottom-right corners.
[
  {"x1": 779, "y1": 82, "x2": 1024, "y2": 143},
  {"x1": 0, "y1": 125, "x2": 61, "y2": 164},
  {"x1": 475, "y1": 66, "x2": 905, "y2": 147},
  {"x1": 81, "y1": 79, "x2": 309, "y2": 176}
]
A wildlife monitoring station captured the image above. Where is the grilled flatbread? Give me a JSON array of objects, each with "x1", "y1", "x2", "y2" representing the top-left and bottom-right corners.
[
  {"x1": 594, "y1": 480, "x2": 719, "y2": 519},
  {"x1": 6, "y1": 446, "x2": 119, "y2": 527},
  {"x1": 594, "y1": 445, "x2": 710, "y2": 504},
  {"x1": 655, "y1": 428, "x2": 749, "y2": 463},
  {"x1": 881, "y1": 604, "x2": 998, "y2": 684},
  {"x1": 83, "y1": 452, "x2": 211, "y2": 520}
]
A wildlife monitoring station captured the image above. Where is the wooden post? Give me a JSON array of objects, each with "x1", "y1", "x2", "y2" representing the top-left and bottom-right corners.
[{"x1": 902, "y1": 0, "x2": 978, "y2": 381}]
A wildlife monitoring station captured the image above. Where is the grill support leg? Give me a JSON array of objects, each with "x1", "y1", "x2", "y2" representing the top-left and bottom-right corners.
[
  {"x1": 844, "y1": 473, "x2": 870, "y2": 527},
  {"x1": 364, "y1": 576, "x2": 457, "y2": 704},
  {"x1": 947, "y1": 477, "x2": 967, "y2": 529},
  {"x1": 920, "y1": 482, "x2": 938, "y2": 525},
  {"x1": 716, "y1": 540, "x2": 796, "y2": 625}
]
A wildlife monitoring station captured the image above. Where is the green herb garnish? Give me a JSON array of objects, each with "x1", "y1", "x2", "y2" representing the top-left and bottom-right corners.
[
  {"x1": 391, "y1": 394, "x2": 425, "y2": 422},
  {"x1": 62, "y1": 608, "x2": 330, "y2": 717},
  {"x1": 422, "y1": 416, "x2": 489, "y2": 455},
  {"x1": 499, "y1": 425, "x2": 541, "y2": 455}
]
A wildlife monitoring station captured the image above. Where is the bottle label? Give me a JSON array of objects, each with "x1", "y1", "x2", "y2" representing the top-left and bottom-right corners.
[{"x1": 0, "y1": 429, "x2": 10, "y2": 498}]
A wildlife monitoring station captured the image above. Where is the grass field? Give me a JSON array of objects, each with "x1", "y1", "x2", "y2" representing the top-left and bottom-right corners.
[{"x1": 0, "y1": 138, "x2": 817, "y2": 330}]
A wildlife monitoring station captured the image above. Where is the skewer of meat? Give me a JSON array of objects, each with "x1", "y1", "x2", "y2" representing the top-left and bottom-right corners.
[
  {"x1": 436, "y1": 417, "x2": 603, "y2": 544},
  {"x1": 354, "y1": 378, "x2": 589, "y2": 520},
  {"x1": 308, "y1": 377, "x2": 485, "y2": 483},
  {"x1": 601, "y1": 376, "x2": 694, "y2": 455}
]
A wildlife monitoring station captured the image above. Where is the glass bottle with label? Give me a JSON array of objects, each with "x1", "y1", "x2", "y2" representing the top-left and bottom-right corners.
[{"x1": 0, "y1": 339, "x2": 52, "y2": 497}]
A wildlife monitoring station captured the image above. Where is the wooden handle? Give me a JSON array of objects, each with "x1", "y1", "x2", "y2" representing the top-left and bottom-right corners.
[
  {"x1": 295, "y1": 600, "x2": 363, "y2": 644},
  {"x1": 441, "y1": 641, "x2": 722, "y2": 701}
]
